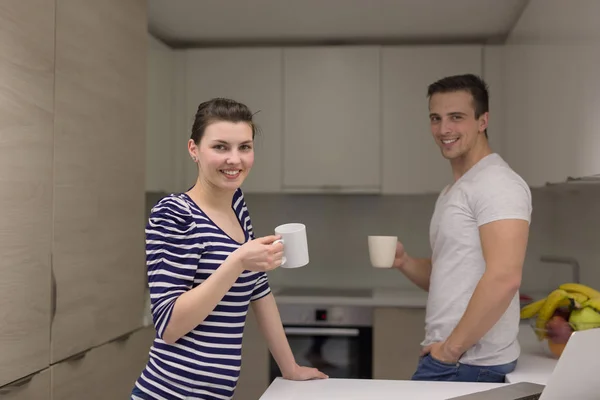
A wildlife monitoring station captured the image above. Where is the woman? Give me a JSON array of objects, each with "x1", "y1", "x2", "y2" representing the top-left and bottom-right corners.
[{"x1": 131, "y1": 98, "x2": 327, "y2": 399}]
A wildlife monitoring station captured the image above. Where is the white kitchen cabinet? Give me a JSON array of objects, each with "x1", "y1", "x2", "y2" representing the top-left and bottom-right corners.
[
  {"x1": 146, "y1": 36, "x2": 177, "y2": 193},
  {"x1": 52, "y1": 0, "x2": 147, "y2": 363},
  {"x1": 505, "y1": 44, "x2": 600, "y2": 187},
  {"x1": 283, "y1": 46, "x2": 381, "y2": 193},
  {"x1": 482, "y1": 46, "x2": 507, "y2": 159},
  {"x1": 373, "y1": 307, "x2": 425, "y2": 380},
  {"x1": 184, "y1": 48, "x2": 285, "y2": 193},
  {"x1": 0, "y1": 0, "x2": 54, "y2": 387},
  {"x1": 381, "y1": 45, "x2": 483, "y2": 194}
]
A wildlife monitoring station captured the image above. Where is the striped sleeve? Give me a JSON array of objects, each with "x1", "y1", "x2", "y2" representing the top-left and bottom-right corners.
[
  {"x1": 250, "y1": 272, "x2": 271, "y2": 301},
  {"x1": 145, "y1": 196, "x2": 203, "y2": 339}
]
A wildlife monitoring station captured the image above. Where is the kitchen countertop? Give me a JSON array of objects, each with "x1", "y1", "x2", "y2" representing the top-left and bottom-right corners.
[
  {"x1": 259, "y1": 378, "x2": 505, "y2": 400},
  {"x1": 272, "y1": 287, "x2": 551, "y2": 308},
  {"x1": 260, "y1": 320, "x2": 559, "y2": 399},
  {"x1": 506, "y1": 322, "x2": 558, "y2": 385},
  {"x1": 272, "y1": 287, "x2": 430, "y2": 307}
]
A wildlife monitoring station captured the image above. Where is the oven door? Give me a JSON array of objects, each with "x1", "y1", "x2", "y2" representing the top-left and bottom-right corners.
[{"x1": 269, "y1": 325, "x2": 372, "y2": 381}]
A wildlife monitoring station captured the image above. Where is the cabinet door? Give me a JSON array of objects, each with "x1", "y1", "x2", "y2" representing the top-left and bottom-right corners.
[
  {"x1": 482, "y1": 46, "x2": 507, "y2": 159},
  {"x1": 51, "y1": 327, "x2": 155, "y2": 400},
  {"x1": 184, "y1": 48, "x2": 284, "y2": 193},
  {"x1": 381, "y1": 46, "x2": 482, "y2": 194},
  {"x1": 0, "y1": 369, "x2": 51, "y2": 400},
  {"x1": 0, "y1": 0, "x2": 54, "y2": 386},
  {"x1": 373, "y1": 308, "x2": 425, "y2": 380},
  {"x1": 146, "y1": 36, "x2": 176, "y2": 193},
  {"x1": 283, "y1": 46, "x2": 381, "y2": 192},
  {"x1": 52, "y1": 0, "x2": 147, "y2": 363},
  {"x1": 235, "y1": 307, "x2": 270, "y2": 400},
  {"x1": 505, "y1": 44, "x2": 600, "y2": 186}
]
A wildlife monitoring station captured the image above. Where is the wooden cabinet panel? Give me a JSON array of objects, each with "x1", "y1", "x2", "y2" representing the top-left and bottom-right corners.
[
  {"x1": 51, "y1": 0, "x2": 148, "y2": 362},
  {"x1": 0, "y1": 0, "x2": 54, "y2": 386},
  {"x1": 373, "y1": 307, "x2": 425, "y2": 380},
  {"x1": 51, "y1": 327, "x2": 155, "y2": 400},
  {"x1": 0, "y1": 369, "x2": 51, "y2": 400}
]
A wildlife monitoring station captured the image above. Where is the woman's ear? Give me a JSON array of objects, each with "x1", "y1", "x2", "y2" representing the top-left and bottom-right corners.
[{"x1": 188, "y1": 139, "x2": 198, "y2": 162}]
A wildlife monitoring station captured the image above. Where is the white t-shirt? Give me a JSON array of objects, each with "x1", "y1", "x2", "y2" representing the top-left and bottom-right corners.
[{"x1": 423, "y1": 153, "x2": 532, "y2": 366}]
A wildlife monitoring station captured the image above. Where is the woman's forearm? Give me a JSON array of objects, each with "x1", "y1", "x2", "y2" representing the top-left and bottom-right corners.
[
  {"x1": 251, "y1": 293, "x2": 297, "y2": 377},
  {"x1": 162, "y1": 253, "x2": 244, "y2": 344}
]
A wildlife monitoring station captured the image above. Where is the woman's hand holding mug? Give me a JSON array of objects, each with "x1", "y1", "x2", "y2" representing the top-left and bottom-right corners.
[{"x1": 234, "y1": 235, "x2": 285, "y2": 272}]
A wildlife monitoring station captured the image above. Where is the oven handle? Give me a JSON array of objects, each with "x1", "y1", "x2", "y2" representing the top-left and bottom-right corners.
[{"x1": 284, "y1": 327, "x2": 360, "y2": 337}]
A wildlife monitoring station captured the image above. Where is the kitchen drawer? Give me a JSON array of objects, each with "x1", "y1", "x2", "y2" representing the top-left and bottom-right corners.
[
  {"x1": 0, "y1": 369, "x2": 51, "y2": 400},
  {"x1": 51, "y1": 327, "x2": 155, "y2": 400},
  {"x1": 373, "y1": 307, "x2": 425, "y2": 380}
]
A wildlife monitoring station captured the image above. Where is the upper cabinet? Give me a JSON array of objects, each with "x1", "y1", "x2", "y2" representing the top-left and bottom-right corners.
[
  {"x1": 146, "y1": 36, "x2": 177, "y2": 194},
  {"x1": 381, "y1": 45, "x2": 483, "y2": 194},
  {"x1": 282, "y1": 46, "x2": 381, "y2": 193},
  {"x1": 151, "y1": 43, "x2": 600, "y2": 194},
  {"x1": 184, "y1": 48, "x2": 285, "y2": 194},
  {"x1": 505, "y1": 44, "x2": 600, "y2": 187}
]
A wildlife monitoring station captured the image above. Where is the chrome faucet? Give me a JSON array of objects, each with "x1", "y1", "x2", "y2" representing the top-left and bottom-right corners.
[{"x1": 539, "y1": 255, "x2": 581, "y2": 284}]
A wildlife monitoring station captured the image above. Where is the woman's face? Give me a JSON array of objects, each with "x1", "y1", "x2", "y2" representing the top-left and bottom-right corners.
[{"x1": 189, "y1": 121, "x2": 254, "y2": 192}]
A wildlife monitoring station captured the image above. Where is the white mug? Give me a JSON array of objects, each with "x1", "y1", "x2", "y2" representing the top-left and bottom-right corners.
[
  {"x1": 368, "y1": 236, "x2": 398, "y2": 268},
  {"x1": 273, "y1": 223, "x2": 309, "y2": 268}
]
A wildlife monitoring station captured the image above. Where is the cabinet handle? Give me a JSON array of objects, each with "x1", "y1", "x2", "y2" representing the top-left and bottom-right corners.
[
  {"x1": 320, "y1": 185, "x2": 342, "y2": 191},
  {"x1": 63, "y1": 349, "x2": 88, "y2": 363},
  {"x1": 0, "y1": 374, "x2": 34, "y2": 394},
  {"x1": 50, "y1": 256, "x2": 57, "y2": 324},
  {"x1": 114, "y1": 331, "x2": 133, "y2": 343}
]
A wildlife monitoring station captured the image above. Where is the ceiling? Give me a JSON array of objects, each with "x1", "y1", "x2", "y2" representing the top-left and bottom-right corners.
[{"x1": 149, "y1": 0, "x2": 531, "y2": 48}]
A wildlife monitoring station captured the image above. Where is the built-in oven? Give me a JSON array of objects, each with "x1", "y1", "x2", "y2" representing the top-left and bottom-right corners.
[{"x1": 269, "y1": 289, "x2": 373, "y2": 381}]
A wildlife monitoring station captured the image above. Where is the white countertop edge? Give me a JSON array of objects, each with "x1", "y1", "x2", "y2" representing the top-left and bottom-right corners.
[
  {"x1": 259, "y1": 378, "x2": 507, "y2": 400},
  {"x1": 271, "y1": 287, "x2": 430, "y2": 307},
  {"x1": 272, "y1": 295, "x2": 428, "y2": 307},
  {"x1": 270, "y1": 288, "x2": 550, "y2": 308},
  {"x1": 505, "y1": 325, "x2": 558, "y2": 385},
  {"x1": 505, "y1": 350, "x2": 558, "y2": 385}
]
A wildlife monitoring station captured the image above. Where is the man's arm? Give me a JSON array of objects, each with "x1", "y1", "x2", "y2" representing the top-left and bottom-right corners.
[
  {"x1": 393, "y1": 241, "x2": 432, "y2": 291},
  {"x1": 396, "y1": 256, "x2": 432, "y2": 292},
  {"x1": 442, "y1": 218, "x2": 529, "y2": 359},
  {"x1": 251, "y1": 293, "x2": 328, "y2": 380}
]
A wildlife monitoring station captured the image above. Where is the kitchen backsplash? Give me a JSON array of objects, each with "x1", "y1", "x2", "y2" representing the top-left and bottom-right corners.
[
  {"x1": 242, "y1": 190, "x2": 556, "y2": 291},
  {"x1": 549, "y1": 185, "x2": 600, "y2": 291},
  {"x1": 144, "y1": 185, "x2": 599, "y2": 293},
  {"x1": 244, "y1": 192, "x2": 441, "y2": 290}
]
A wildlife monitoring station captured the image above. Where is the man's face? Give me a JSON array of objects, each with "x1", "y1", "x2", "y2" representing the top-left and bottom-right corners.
[{"x1": 428, "y1": 90, "x2": 488, "y2": 160}]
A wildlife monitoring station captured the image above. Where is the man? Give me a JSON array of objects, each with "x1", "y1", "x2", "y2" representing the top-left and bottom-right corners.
[{"x1": 393, "y1": 74, "x2": 532, "y2": 383}]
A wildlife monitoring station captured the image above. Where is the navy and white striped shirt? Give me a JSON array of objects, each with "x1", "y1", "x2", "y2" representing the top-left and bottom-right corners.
[{"x1": 132, "y1": 188, "x2": 271, "y2": 400}]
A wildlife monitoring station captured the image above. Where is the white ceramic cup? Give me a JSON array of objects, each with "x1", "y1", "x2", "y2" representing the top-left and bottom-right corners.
[
  {"x1": 273, "y1": 223, "x2": 309, "y2": 268},
  {"x1": 368, "y1": 236, "x2": 398, "y2": 268}
]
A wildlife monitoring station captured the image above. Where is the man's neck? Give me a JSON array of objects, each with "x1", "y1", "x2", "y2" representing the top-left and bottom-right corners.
[{"x1": 450, "y1": 141, "x2": 493, "y2": 181}]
